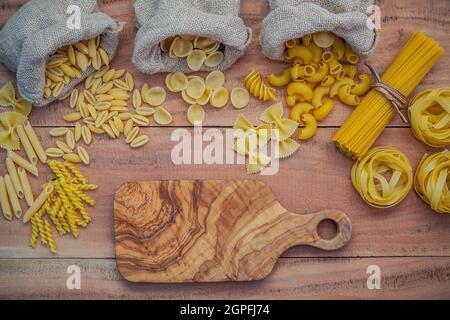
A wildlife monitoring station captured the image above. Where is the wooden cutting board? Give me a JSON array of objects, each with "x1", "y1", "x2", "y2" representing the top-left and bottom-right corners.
[{"x1": 114, "y1": 180, "x2": 352, "y2": 283}]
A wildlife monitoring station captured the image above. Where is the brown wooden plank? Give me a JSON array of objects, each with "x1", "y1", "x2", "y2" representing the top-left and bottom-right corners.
[
  {"x1": 1, "y1": 257, "x2": 449, "y2": 299},
  {"x1": 0, "y1": 0, "x2": 448, "y2": 127},
  {"x1": 1, "y1": 127, "x2": 449, "y2": 259}
]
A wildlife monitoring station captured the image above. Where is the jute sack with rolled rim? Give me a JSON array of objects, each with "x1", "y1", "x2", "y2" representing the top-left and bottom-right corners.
[
  {"x1": 0, "y1": 0, "x2": 122, "y2": 107},
  {"x1": 260, "y1": 0, "x2": 377, "y2": 61},
  {"x1": 132, "y1": 0, "x2": 252, "y2": 74}
]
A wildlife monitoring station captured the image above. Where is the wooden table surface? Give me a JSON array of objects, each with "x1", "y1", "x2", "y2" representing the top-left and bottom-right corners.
[{"x1": 1, "y1": 0, "x2": 449, "y2": 300}]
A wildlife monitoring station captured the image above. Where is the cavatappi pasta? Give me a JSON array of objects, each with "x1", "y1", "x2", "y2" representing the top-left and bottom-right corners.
[
  {"x1": 267, "y1": 32, "x2": 372, "y2": 141},
  {"x1": 44, "y1": 36, "x2": 110, "y2": 99},
  {"x1": 408, "y1": 88, "x2": 449, "y2": 148},
  {"x1": 414, "y1": 150, "x2": 449, "y2": 214},
  {"x1": 233, "y1": 103, "x2": 299, "y2": 174},
  {"x1": 160, "y1": 35, "x2": 224, "y2": 71},
  {"x1": 333, "y1": 32, "x2": 444, "y2": 160},
  {"x1": 351, "y1": 147, "x2": 413, "y2": 208}
]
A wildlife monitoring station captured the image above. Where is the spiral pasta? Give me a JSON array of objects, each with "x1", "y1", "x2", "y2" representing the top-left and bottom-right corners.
[
  {"x1": 408, "y1": 88, "x2": 450, "y2": 148},
  {"x1": 414, "y1": 150, "x2": 449, "y2": 213},
  {"x1": 244, "y1": 70, "x2": 277, "y2": 101},
  {"x1": 351, "y1": 147, "x2": 413, "y2": 208}
]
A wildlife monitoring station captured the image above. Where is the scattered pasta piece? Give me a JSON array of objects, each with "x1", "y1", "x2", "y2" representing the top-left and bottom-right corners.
[
  {"x1": 408, "y1": 87, "x2": 449, "y2": 148},
  {"x1": 186, "y1": 78, "x2": 206, "y2": 99},
  {"x1": 231, "y1": 88, "x2": 250, "y2": 109},
  {"x1": 351, "y1": 147, "x2": 413, "y2": 208},
  {"x1": 0, "y1": 82, "x2": 32, "y2": 116},
  {"x1": 0, "y1": 111, "x2": 27, "y2": 150},
  {"x1": 154, "y1": 106, "x2": 173, "y2": 125},
  {"x1": 145, "y1": 87, "x2": 167, "y2": 106},
  {"x1": 414, "y1": 150, "x2": 449, "y2": 213},
  {"x1": 244, "y1": 70, "x2": 277, "y2": 101},
  {"x1": 187, "y1": 104, "x2": 205, "y2": 125},
  {"x1": 210, "y1": 87, "x2": 229, "y2": 108},
  {"x1": 204, "y1": 51, "x2": 224, "y2": 68},
  {"x1": 205, "y1": 71, "x2": 225, "y2": 90},
  {"x1": 260, "y1": 102, "x2": 298, "y2": 141}
]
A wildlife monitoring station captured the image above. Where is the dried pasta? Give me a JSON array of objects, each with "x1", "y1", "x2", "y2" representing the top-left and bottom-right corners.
[
  {"x1": 244, "y1": 70, "x2": 277, "y2": 101},
  {"x1": 154, "y1": 106, "x2": 173, "y2": 125},
  {"x1": 408, "y1": 88, "x2": 449, "y2": 147},
  {"x1": 333, "y1": 32, "x2": 444, "y2": 160},
  {"x1": 0, "y1": 176, "x2": 12, "y2": 220},
  {"x1": 259, "y1": 102, "x2": 298, "y2": 141},
  {"x1": 6, "y1": 158, "x2": 24, "y2": 199},
  {"x1": 160, "y1": 35, "x2": 223, "y2": 71},
  {"x1": 0, "y1": 111, "x2": 27, "y2": 150},
  {"x1": 187, "y1": 105, "x2": 205, "y2": 125},
  {"x1": 351, "y1": 147, "x2": 413, "y2": 208},
  {"x1": 7, "y1": 150, "x2": 38, "y2": 177},
  {"x1": 0, "y1": 82, "x2": 32, "y2": 116},
  {"x1": 17, "y1": 167, "x2": 34, "y2": 207},
  {"x1": 210, "y1": 87, "x2": 229, "y2": 108},
  {"x1": 44, "y1": 36, "x2": 111, "y2": 99},
  {"x1": 230, "y1": 88, "x2": 250, "y2": 110},
  {"x1": 414, "y1": 150, "x2": 449, "y2": 213},
  {"x1": 23, "y1": 121, "x2": 47, "y2": 164},
  {"x1": 4, "y1": 174, "x2": 22, "y2": 218}
]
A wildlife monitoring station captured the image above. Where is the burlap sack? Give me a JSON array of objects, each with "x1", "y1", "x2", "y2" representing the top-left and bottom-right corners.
[
  {"x1": 132, "y1": 0, "x2": 252, "y2": 74},
  {"x1": 0, "y1": 0, "x2": 122, "y2": 107},
  {"x1": 260, "y1": 0, "x2": 377, "y2": 61}
]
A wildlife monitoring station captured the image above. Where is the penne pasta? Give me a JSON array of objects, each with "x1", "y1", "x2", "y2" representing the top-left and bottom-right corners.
[
  {"x1": 7, "y1": 150, "x2": 39, "y2": 177},
  {"x1": 0, "y1": 176, "x2": 12, "y2": 221},
  {"x1": 17, "y1": 167, "x2": 34, "y2": 207},
  {"x1": 16, "y1": 124, "x2": 38, "y2": 165},
  {"x1": 5, "y1": 158, "x2": 24, "y2": 199},
  {"x1": 24, "y1": 121, "x2": 47, "y2": 163},
  {"x1": 23, "y1": 183, "x2": 54, "y2": 224},
  {"x1": 4, "y1": 174, "x2": 22, "y2": 218}
]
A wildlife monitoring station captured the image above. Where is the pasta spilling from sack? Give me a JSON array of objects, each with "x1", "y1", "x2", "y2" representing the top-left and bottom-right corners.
[
  {"x1": 165, "y1": 70, "x2": 248, "y2": 124},
  {"x1": 414, "y1": 150, "x2": 449, "y2": 214},
  {"x1": 333, "y1": 32, "x2": 444, "y2": 160},
  {"x1": 44, "y1": 36, "x2": 111, "y2": 99},
  {"x1": 266, "y1": 32, "x2": 372, "y2": 141},
  {"x1": 351, "y1": 147, "x2": 413, "y2": 208},
  {"x1": 160, "y1": 35, "x2": 224, "y2": 71},
  {"x1": 233, "y1": 102, "x2": 299, "y2": 174},
  {"x1": 408, "y1": 88, "x2": 450, "y2": 148}
]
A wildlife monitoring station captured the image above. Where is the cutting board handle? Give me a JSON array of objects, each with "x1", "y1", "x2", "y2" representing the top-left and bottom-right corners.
[{"x1": 284, "y1": 209, "x2": 352, "y2": 251}]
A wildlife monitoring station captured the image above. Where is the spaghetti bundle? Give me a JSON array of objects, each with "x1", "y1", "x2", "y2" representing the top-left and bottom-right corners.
[{"x1": 333, "y1": 32, "x2": 444, "y2": 160}]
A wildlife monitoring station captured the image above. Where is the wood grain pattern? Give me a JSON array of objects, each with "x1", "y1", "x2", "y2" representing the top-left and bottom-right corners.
[
  {"x1": 1, "y1": 257, "x2": 450, "y2": 299},
  {"x1": 114, "y1": 180, "x2": 351, "y2": 282},
  {"x1": 0, "y1": 0, "x2": 449, "y2": 299}
]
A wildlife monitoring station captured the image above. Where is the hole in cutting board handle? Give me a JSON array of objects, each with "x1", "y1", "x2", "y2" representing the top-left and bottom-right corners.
[{"x1": 317, "y1": 219, "x2": 338, "y2": 240}]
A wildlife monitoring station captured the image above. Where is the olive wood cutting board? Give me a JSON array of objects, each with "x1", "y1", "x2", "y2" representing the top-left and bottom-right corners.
[{"x1": 114, "y1": 180, "x2": 352, "y2": 283}]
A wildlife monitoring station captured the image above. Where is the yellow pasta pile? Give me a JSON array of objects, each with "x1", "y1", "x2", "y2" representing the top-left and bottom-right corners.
[
  {"x1": 351, "y1": 147, "x2": 413, "y2": 208},
  {"x1": 408, "y1": 87, "x2": 450, "y2": 148},
  {"x1": 266, "y1": 32, "x2": 372, "y2": 141},
  {"x1": 414, "y1": 150, "x2": 449, "y2": 214},
  {"x1": 44, "y1": 36, "x2": 110, "y2": 99},
  {"x1": 24, "y1": 160, "x2": 97, "y2": 253},
  {"x1": 233, "y1": 102, "x2": 299, "y2": 174},
  {"x1": 333, "y1": 32, "x2": 444, "y2": 160},
  {"x1": 160, "y1": 35, "x2": 224, "y2": 71},
  {"x1": 165, "y1": 70, "x2": 249, "y2": 124},
  {"x1": 53, "y1": 67, "x2": 173, "y2": 160}
]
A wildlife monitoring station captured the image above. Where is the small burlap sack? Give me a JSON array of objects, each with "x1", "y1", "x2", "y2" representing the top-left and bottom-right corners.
[
  {"x1": 260, "y1": 0, "x2": 377, "y2": 61},
  {"x1": 132, "y1": 0, "x2": 252, "y2": 74},
  {"x1": 0, "y1": 0, "x2": 122, "y2": 107}
]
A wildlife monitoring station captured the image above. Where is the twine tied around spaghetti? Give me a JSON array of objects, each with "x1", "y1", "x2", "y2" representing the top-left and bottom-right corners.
[{"x1": 365, "y1": 63, "x2": 409, "y2": 123}]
